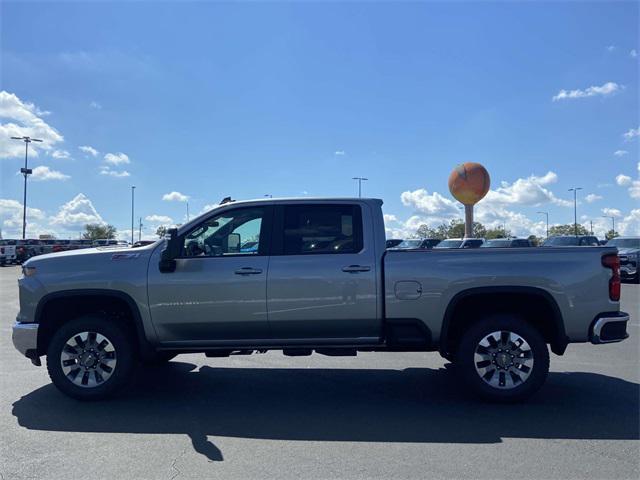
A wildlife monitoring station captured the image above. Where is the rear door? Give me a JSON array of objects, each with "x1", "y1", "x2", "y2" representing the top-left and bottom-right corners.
[{"x1": 266, "y1": 203, "x2": 380, "y2": 343}]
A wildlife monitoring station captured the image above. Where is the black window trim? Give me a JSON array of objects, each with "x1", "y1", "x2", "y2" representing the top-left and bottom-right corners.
[
  {"x1": 271, "y1": 203, "x2": 365, "y2": 256},
  {"x1": 175, "y1": 205, "x2": 274, "y2": 259}
]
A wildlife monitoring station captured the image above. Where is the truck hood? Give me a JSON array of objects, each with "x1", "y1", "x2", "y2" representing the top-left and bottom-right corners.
[
  {"x1": 25, "y1": 246, "x2": 134, "y2": 264},
  {"x1": 617, "y1": 248, "x2": 639, "y2": 255}
]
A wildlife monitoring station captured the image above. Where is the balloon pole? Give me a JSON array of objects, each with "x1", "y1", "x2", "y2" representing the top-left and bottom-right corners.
[{"x1": 464, "y1": 204, "x2": 473, "y2": 238}]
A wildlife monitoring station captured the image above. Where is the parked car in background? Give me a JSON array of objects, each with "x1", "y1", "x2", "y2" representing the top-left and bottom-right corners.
[
  {"x1": 0, "y1": 239, "x2": 17, "y2": 265},
  {"x1": 434, "y1": 238, "x2": 484, "y2": 249},
  {"x1": 385, "y1": 239, "x2": 403, "y2": 249},
  {"x1": 395, "y1": 238, "x2": 441, "y2": 249},
  {"x1": 606, "y1": 236, "x2": 640, "y2": 283},
  {"x1": 541, "y1": 235, "x2": 600, "y2": 247},
  {"x1": 481, "y1": 238, "x2": 533, "y2": 248}
]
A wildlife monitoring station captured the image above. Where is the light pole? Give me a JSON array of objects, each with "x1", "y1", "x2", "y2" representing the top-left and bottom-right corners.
[
  {"x1": 602, "y1": 215, "x2": 615, "y2": 239},
  {"x1": 537, "y1": 211, "x2": 549, "y2": 238},
  {"x1": 568, "y1": 187, "x2": 582, "y2": 237},
  {"x1": 11, "y1": 136, "x2": 43, "y2": 239},
  {"x1": 138, "y1": 217, "x2": 143, "y2": 242},
  {"x1": 186, "y1": 202, "x2": 190, "y2": 222},
  {"x1": 352, "y1": 177, "x2": 368, "y2": 198},
  {"x1": 131, "y1": 186, "x2": 136, "y2": 245}
]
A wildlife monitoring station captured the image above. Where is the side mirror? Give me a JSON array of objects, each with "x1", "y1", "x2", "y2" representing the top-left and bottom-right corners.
[
  {"x1": 159, "y1": 228, "x2": 180, "y2": 273},
  {"x1": 225, "y1": 233, "x2": 241, "y2": 253}
]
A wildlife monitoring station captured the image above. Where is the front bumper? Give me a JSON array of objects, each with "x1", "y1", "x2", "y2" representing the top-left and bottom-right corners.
[
  {"x1": 590, "y1": 312, "x2": 629, "y2": 344},
  {"x1": 12, "y1": 322, "x2": 41, "y2": 365}
]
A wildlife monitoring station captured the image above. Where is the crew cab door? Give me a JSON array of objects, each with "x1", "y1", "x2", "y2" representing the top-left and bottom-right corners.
[
  {"x1": 147, "y1": 206, "x2": 273, "y2": 345},
  {"x1": 266, "y1": 203, "x2": 380, "y2": 343}
]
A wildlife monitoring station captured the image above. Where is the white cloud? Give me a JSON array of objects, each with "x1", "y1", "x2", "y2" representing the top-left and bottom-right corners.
[
  {"x1": 99, "y1": 166, "x2": 130, "y2": 178},
  {"x1": 631, "y1": 49, "x2": 638, "y2": 58},
  {"x1": 585, "y1": 193, "x2": 602, "y2": 203},
  {"x1": 334, "y1": 150, "x2": 345, "y2": 156},
  {"x1": 50, "y1": 193, "x2": 103, "y2": 226},
  {"x1": 30, "y1": 165, "x2": 70, "y2": 181},
  {"x1": 0, "y1": 198, "x2": 47, "y2": 236},
  {"x1": 89, "y1": 101, "x2": 102, "y2": 110},
  {"x1": 162, "y1": 191, "x2": 189, "y2": 202},
  {"x1": 51, "y1": 149, "x2": 71, "y2": 159},
  {"x1": 103, "y1": 152, "x2": 130, "y2": 165},
  {"x1": 484, "y1": 171, "x2": 571, "y2": 207},
  {"x1": 623, "y1": 127, "x2": 640, "y2": 140},
  {"x1": 145, "y1": 214, "x2": 173, "y2": 224},
  {"x1": 616, "y1": 174, "x2": 632, "y2": 186},
  {"x1": 0, "y1": 91, "x2": 64, "y2": 158},
  {"x1": 602, "y1": 207, "x2": 623, "y2": 218},
  {"x1": 613, "y1": 150, "x2": 628, "y2": 157},
  {"x1": 400, "y1": 189, "x2": 461, "y2": 218},
  {"x1": 78, "y1": 145, "x2": 98, "y2": 157},
  {"x1": 618, "y1": 209, "x2": 640, "y2": 235},
  {"x1": 606, "y1": 45, "x2": 616, "y2": 52},
  {"x1": 552, "y1": 82, "x2": 622, "y2": 101},
  {"x1": 629, "y1": 180, "x2": 640, "y2": 200}
]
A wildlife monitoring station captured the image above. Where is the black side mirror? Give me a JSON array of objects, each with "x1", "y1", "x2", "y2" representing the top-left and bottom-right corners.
[{"x1": 159, "y1": 228, "x2": 180, "y2": 273}]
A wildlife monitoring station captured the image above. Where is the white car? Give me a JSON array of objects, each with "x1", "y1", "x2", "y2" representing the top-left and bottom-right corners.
[{"x1": 0, "y1": 240, "x2": 17, "y2": 265}]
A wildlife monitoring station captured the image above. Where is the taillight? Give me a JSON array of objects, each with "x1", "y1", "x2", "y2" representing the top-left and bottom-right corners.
[{"x1": 602, "y1": 254, "x2": 620, "y2": 301}]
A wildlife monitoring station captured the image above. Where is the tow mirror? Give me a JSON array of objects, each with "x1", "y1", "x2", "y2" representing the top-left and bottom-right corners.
[
  {"x1": 159, "y1": 228, "x2": 180, "y2": 273},
  {"x1": 225, "y1": 233, "x2": 241, "y2": 253}
]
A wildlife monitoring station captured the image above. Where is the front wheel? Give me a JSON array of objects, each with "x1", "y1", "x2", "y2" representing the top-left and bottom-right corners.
[
  {"x1": 46, "y1": 315, "x2": 136, "y2": 401},
  {"x1": 456, "y1": 315, "x2": 549, "y2": 403}
]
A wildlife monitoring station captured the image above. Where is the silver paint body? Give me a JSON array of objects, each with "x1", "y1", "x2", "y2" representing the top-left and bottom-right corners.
[{"x1": 14, "y1": 198, "x2": 620, "y2": 353}]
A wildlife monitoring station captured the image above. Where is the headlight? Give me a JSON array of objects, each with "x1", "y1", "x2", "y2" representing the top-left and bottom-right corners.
[{"x1": 22, "y1": 265, "x2": 37, "y2": 277}]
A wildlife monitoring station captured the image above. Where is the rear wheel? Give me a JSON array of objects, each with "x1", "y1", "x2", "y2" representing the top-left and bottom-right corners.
[
  {"x1": 46, "y1": 315, "x2": 135, "y2": 401},
  {"x1": 456, "y1": 315, "x2": 549, "y2": 403}
]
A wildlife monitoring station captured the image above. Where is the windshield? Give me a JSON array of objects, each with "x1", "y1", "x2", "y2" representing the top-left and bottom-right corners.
[
  {"x1": 542, "y1": 237, "x2": 579, "y2": 246},
  {"x1": 434, "y1": 240, "x2": 463, "y2": 248},
  {"x1": 397, "y1": 239, "x2": 422, "y2": 249},
  {"x1": 481, "y1": 239, "x2": 510, "y2": 248},
  {"x1": 606, "y1": 238, "x2": 640, "y2": 249}
]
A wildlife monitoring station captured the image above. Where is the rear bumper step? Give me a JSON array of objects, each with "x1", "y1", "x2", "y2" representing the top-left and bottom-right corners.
[{"x1": 590, "y1": 312, "x2": 629, "y2": 344}]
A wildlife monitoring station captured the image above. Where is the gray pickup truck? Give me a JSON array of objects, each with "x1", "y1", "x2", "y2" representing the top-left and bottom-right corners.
[{"x1": 12, "y1": 198, "x2": 629, "y2": 402}]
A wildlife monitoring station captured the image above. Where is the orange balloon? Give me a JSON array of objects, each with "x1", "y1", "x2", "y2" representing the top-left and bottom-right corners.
[{"x1": 448, "y1": 162, "x2": 491, "y2": 205}]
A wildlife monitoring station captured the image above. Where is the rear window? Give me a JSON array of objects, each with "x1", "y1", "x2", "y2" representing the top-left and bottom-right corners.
[
  {"x1": 481, "y1": 239, "x2": 510, "y2": 248},
  {"x1": 283, "y1": 205, "x2": 363, "y2": 255},
  {"x1": 542, "y1": 237, "x2": 579, "y2": 246},
  {"x1": 435, "y1": 240, "x2": 463, "y2": 248}
]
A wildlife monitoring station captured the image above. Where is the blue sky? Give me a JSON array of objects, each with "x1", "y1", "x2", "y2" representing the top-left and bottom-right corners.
[{"x1": 1, "y1": 1, "x2": 638, "y2": 240}]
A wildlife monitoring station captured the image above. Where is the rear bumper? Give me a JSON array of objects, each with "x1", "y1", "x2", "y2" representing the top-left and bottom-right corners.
[
  {"x1": 590, "y1": 312, "x2": 629, "y2": 344},
  {"x1": 12, "y1": 322, "x2": 41, "y2": 365}
]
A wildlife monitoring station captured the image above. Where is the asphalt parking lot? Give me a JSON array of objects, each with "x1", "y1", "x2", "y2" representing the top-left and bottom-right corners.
[{"x1": 0, "y1": 266, "x2": 638, "y2": 480}]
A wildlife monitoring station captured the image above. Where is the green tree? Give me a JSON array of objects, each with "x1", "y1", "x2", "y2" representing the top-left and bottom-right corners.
[
  {"x1": 527, "y1": 235, "x2": 542, "y2": 246},
  {"x1": 156, "y1": 226, "x2": 168, "y2": 238},
  {"x1": 445, "y1": 219, "x2": 486, "y2": 238},
  {"x1": 82, "y1": 223, "x2": 117, "y2": 240},
  {"x1": 413, "y1": 224, "x2": 439, "y2": 239},
  {"x1": 485, "y1": 227, "x2": 511, "y2": 239},
  {"x1": 548, "y1": 224, "x2": 588, "y2": 236},
  {"x1": 605, "y1": 229, "x2": 619, "y2": 240}
]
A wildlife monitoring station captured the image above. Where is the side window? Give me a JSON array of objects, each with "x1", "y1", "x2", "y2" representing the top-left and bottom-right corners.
[
  {"x1": 283, "y1": 204, "x2": 363, "y2": 255},
  {"x1": 182, "y1": 207, "x2": 264, "y2": 257}
]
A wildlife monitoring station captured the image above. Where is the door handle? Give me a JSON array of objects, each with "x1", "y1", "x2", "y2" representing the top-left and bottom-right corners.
[
  {"x1": 234, "y1": 267, "x2": 263, "y2": 275},
  {"x1": 341, "y1": 265, "x2": 371, "y2": 273}
]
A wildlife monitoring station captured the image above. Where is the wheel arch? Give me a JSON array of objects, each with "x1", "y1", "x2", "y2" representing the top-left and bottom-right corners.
[
  {"x1": 440, "y1": 286, "x2": 568, "y2": 357},
  {"x1": 35, "y1": 289, "x2": 155, "y2": 359}
]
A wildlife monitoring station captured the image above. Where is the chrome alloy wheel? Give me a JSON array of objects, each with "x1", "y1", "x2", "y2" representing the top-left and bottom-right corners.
[
  {"x1": 60, "y1": 331, "x2": 117, "y2": 388},
  {"x1": 474, "y1": 330, "x2": 534, "y2": 389}
]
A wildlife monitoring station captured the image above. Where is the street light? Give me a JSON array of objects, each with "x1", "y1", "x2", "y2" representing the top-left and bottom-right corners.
[
  {"x1": 186, "y1": 202, "x2": 190, "y2": 222},
  {"x1": 602, "y1": 215, "x2": 616, "y2": 239},
  {"x1": 352, "y1": 177, "x2": 368, "y2": 198},
  {"x1": 11, "y1": 136, "x2": 43, "y2": 239},
  {"x1": 131, "y1": 186, "x2": 136, "y2": 245},
  {"x1": 537, "y1": 211, "x2": 549, "y2": 238},
  {"x1": 568, "y1": 187, "x2": 583, "y2": 237}
]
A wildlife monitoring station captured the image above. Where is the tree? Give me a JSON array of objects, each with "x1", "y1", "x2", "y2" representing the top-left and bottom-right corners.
[
  {"x1": 485, "y1": 227, "x2": 511, "y2": 240},
  {"x1": 413, "y1": 224, "x2": 439, "y2": 239},
  {"x1": 527, "y1": 235, "x2": 542, "y2": 246},
  {"x1": 82, "y1": 223, "x2": 117, "y2": 240},
  {"x1": 605, "y1": 229, "x2": 619, "y2": 240},
  {"x1": 445, "y1": 219, "x2": 486, "y2": 238},
  {"x1": 548, "y1": 224, "x2": 588, "y2": 236},
  {"x1": 156, "y1": 226, "x2": 168, "y2": 238}
]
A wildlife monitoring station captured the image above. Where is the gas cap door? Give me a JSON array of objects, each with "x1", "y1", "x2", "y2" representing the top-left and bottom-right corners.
[{"x1": 394, "y1": 281, "x2": 423, "y2": 300}]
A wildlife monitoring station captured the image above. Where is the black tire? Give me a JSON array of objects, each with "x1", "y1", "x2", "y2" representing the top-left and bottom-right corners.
[
  {"x1": 456, "y1": 314, "x2": 549, "y2": 403},
  {"x1": 46, "y1": 315, "x2": 136, "y2": 401}
]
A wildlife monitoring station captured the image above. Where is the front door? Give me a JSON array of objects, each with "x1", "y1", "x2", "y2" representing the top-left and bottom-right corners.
[{"x1": 147, "y1": 206, "x2": 272, "y2": 346}]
